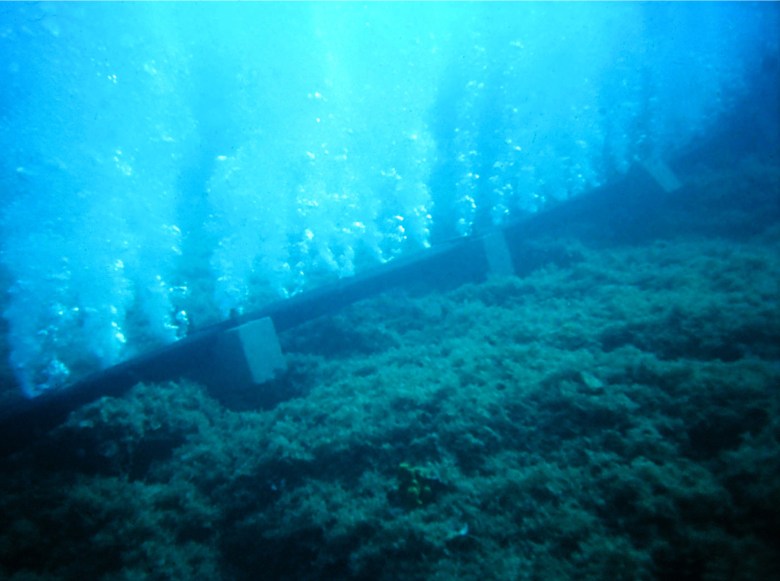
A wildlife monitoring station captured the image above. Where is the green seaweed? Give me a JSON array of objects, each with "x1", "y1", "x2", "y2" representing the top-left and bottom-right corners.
[{"x1": 1, "y1": 157, "x2": 779, "y2": 580}]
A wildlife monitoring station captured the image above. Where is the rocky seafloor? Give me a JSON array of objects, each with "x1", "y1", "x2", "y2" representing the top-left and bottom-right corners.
[{"x1": 0, "y1": 157, "x2": 778, "y2": 580}]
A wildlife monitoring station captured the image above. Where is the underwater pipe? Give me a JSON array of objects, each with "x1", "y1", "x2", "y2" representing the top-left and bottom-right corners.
[{"x1": 0, "y1": 161, "x2": 678, "y2": 458}]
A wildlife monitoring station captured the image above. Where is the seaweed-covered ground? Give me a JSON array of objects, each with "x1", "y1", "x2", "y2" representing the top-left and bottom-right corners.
[{"x1": 1, "y1": 157, "x2": 779, "y2": 580}]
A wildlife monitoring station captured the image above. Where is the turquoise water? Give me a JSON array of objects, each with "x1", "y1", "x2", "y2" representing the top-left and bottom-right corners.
[
  {"x1": 1, "y1": 4, "x2": 779, "y2": 579},
  {"x1": 0, "y1": 3, "x2": 775, "y2": 394}
]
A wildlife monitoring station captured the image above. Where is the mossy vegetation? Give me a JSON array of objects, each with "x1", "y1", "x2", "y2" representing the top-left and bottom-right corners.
[{"x1": 1, "y1": 157, "x2": 779, "y2": 579}]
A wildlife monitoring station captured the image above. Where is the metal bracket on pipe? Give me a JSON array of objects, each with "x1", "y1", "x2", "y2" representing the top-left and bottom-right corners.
[
  {"x1": 641, "y1": 158, "x2": 682, "y2": 193},
  {"x1": 482, "y1": 229, "x2": 516, "y2": 277},
  {"x1": 212, "y1": 317, "x2": 286, "y2": 389}
]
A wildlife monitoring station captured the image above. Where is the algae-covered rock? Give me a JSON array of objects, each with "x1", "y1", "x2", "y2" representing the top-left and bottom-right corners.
[{"x1": 1, "y1": 159, "x2": 779, "y2": 580}]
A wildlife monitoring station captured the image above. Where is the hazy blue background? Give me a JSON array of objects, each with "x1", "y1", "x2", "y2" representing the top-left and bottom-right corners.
[{"x1": 0, "y1": 2, "x2": 776, "y2": 396}]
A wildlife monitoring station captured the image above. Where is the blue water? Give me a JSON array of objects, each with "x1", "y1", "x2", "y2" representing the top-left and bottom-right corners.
[{"x1": 0, "y1": 2, "x2": 776, "y2": 397}]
